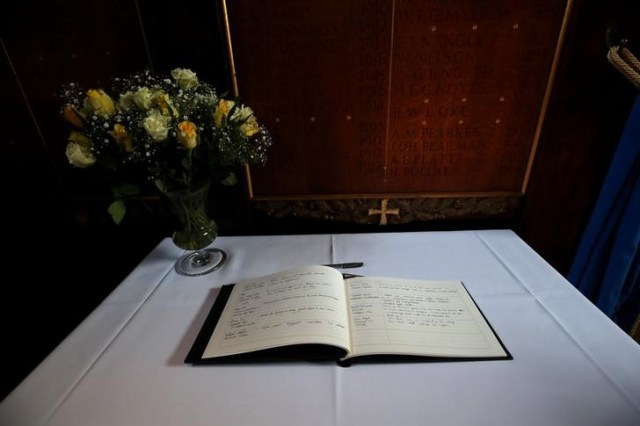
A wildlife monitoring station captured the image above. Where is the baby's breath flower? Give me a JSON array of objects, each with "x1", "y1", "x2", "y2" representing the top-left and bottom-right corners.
[{"x1": 60, "y1": 67, "x2": 273, "y2": 223}]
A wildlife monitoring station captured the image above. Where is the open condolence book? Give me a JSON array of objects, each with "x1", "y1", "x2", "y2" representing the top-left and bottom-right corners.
[{"x1": 185, "y1": 265, "x2": 509, "y2": 365}]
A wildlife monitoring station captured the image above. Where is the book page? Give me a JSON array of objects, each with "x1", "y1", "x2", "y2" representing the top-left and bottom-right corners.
[
  {"x1": 203, "y1": 265, "x2": 350, "y2": 358},
  {"x1": 346, "y1": 277, "x2": 507, "y2": 359}
]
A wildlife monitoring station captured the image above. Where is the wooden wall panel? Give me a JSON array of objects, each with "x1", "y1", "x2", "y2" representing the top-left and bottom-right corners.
[
  {"x1": 3, "y1": 0, "x2": 150, "y2": 197},
  {"x1": 225, "y1": 0, "x2": 568, "y2": 200},
  {"x1": 226, "y1": 0, "x2": 393, "y2": 196}
]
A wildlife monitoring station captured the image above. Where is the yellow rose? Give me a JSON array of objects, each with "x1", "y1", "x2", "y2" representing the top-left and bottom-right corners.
[
  {"x1": 213, "y1": 99, "x2": 235, "y2": 128},
  {"x1": 154, "y1": 91, "x2": 178, "y2": 117},
  {"x1": 177, "y1": 121, "x2": 198, "y2": 150},
  {"x1": 240, "y1": 116, "x2": 260, "y2": 137},
  {"x1": 85, "y1": 89, "x2": 115, "y2": 118},
  {"x1": 62, "y1": 105, "x2": 84, "y2": 127},
  {"x1": 65, "y1": 132, "x2": 95, "y2": 168},
  {"x1": 68, "y1": 130, "x2": 91, "y2": 147},
  {"x1": 110, "y1": 124, "x2": 134, "y2": 153}
]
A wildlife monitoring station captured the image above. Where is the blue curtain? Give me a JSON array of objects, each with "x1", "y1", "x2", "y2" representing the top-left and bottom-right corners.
[{"x1": 568, "y1": 94, "x2": 640, "y2": 329}]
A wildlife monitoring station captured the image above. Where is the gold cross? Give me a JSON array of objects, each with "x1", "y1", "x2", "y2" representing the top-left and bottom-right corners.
[{"x1": 368, "y1": 199, "x2": 400, "y2": 225}]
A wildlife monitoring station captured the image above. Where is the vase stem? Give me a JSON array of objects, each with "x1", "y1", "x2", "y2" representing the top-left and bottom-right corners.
[
  {"x1": 164, "y1": 184, "x2": 217, "y2": 251},
  {"x1": 191, "y1": 250, "x2": 212, "y2": 268},
  {"x1": 175, "y1": 248, "x2": 228, "y2": 276}
]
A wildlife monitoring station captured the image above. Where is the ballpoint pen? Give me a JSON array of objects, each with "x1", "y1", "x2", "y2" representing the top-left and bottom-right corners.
[{"x1": 323, "y1": 262, "x2": 364, "y2": 269}]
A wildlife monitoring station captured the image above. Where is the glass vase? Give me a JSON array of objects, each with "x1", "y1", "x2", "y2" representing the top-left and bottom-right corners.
[{"x1": 163, "y1": 184, "x2": 227, "y2": 276}]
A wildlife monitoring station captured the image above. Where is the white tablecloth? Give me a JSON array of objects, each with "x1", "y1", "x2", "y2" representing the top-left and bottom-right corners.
[{"x1": 1, "y1": 230, "x2": 639, "y2": 425}]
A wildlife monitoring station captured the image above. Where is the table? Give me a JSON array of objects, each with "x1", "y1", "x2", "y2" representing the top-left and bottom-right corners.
[{"x1": 1, "y1": 230, "x2": 639, "y2": 425}]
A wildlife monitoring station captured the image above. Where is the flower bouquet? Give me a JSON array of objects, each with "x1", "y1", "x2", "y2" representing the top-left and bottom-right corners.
[{"x1": 60, "y1": 68, "x2": 272, "y2": 275}]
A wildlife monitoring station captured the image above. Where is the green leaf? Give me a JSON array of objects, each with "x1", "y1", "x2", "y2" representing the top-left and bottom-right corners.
[
  {"x1": 108, "y1": 200, "x2": 126, "y2": 224},
  {"x1": 221, "y1": 172, "x2": 238, "y2": 186},
  {"x1": 112, "y1": 183, "x2": 141, "y2": 197},
  {"x1": 154, "y1": 179, "x2": 167, "y2": 193}
]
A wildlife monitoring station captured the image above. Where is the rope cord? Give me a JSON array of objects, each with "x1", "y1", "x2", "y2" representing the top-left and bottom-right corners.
[
  {"x1": 607, "y1": 46, "x2": 640, "y2": 88},
  {"x1": 620, "y1": 47, "x2": 640, "y2": 74}
]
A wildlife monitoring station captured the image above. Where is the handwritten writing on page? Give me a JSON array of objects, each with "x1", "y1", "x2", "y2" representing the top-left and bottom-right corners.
[
  {"x1": 203, "y1": 266, "x2": 350, "y2": 358},
  {"x1": 347, "y1": 277, "x2": 506, "y2": 358}
]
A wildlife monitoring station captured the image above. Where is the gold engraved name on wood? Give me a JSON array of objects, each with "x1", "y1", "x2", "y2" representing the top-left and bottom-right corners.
[{"x1": 221, "y1": 0, "x2": 575, "y2": 221}]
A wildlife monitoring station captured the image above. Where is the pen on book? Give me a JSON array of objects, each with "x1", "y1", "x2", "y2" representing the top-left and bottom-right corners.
[
  {"x1": 324, "y1": 262, "x2": 364, "y2": 269},
  {"x1": 342, "y1": 273, "x2": 362, "y2": 279}
]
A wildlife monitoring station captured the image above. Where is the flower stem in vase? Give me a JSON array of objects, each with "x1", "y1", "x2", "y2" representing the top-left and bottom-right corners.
[{"x1": 164, "y1": 184, "x2": 227, "y2": 276}]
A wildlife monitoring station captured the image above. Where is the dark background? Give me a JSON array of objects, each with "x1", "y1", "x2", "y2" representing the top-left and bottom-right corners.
[{"x1": 1, "y1": 0, "x2": 639, "y2": 400}]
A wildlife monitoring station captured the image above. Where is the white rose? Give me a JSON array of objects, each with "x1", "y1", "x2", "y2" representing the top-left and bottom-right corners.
[
  {"x1": 65, "y1": 142, "x2": 96, "y2": 168},
  {"x1": 119, "y1": 91, "x2": 136, "y2": 110},
  {"x1": 171, "y1": 68, "x2": 199, "y2": 90},
  {"x1": 143, "y1": 113, "x2": 170, "y2": 141},
  {"x1": 230, "y1": 105, "x2": 254, "y2": 123},
  {"x1": 133, "y1": 87, "x2": 154, "y2": 110}
]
